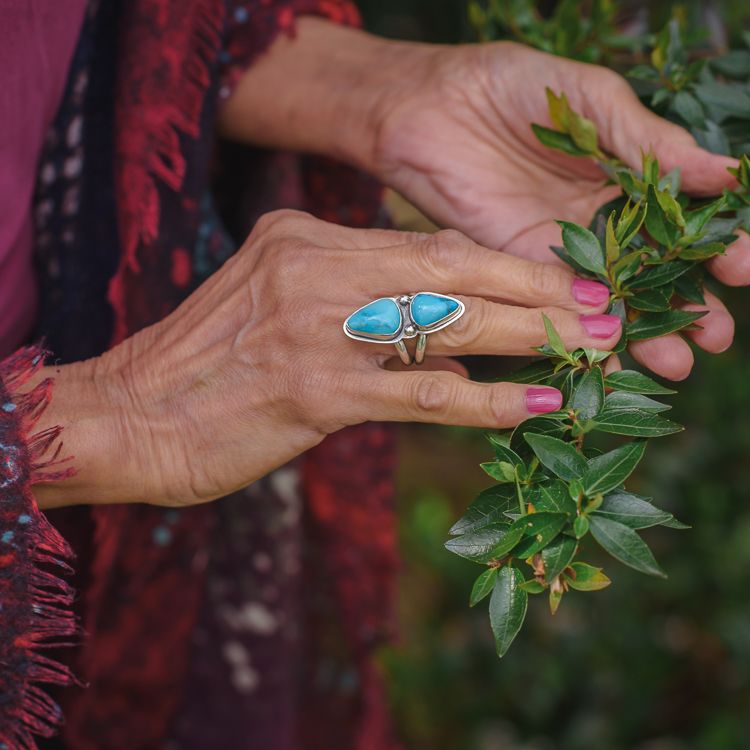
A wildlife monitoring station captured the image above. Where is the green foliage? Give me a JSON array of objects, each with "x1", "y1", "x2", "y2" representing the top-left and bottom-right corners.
[
  {"x1": 468, "y1": 0, "x2": 637, "y2": 63},
  {"x1": 446, "y1": 13, "x2": 750, "y2": 658}
]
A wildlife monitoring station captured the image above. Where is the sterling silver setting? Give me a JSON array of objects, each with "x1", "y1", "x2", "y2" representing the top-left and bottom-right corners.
[{"x1": 343, "y1": 292, "x2": 465, "y2": 366}]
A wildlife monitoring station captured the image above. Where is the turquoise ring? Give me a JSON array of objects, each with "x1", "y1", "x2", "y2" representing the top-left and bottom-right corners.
[{"x1": 343, "y1": 292, "x2": 465, "y2": 366}]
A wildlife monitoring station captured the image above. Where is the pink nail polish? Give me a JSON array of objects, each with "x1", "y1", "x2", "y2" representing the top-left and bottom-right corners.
[
  {"x1": 573, "y1": 278, "x2": 610, "y2": 306},
  {"x1": 581, "y1": 314, "x2": 621, "y2": 339},
  {"x1": 526, "y1": 387, "x2": 563, "y2": 414}
]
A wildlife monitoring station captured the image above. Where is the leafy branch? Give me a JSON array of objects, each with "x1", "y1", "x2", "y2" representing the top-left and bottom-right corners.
[{"x1": 447, "y1": 16, "x2": 750, "y2": 658}]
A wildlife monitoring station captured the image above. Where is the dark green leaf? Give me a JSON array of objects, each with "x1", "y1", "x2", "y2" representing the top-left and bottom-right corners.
[
  {"x1": 542, "y1": 535, "x2": 578, "y2": 582},
  {"x1": 470, "y1": 567, "x2": 499, "y2": 607},
  {"x1": 565, "y1": 562, "x2": 611, "y2": 591},
  {"x1": 512, "y1": 512, "x2": 568, "y2": 558},
  {"x1": 604, "y1": 370, "x2": 676, "y2": 395},
  {"x1": 531, "y1": 480, "x2": 577, "y2": 516},
  {"x1": 583, "y1": 441, "x2": 647, "y2": 496},
  {"x1": 444, "y1": 523, "x2": 524, "y2": 563},
  {"x1": 645, "y1": 185, "x2": 679, "y2": 248},
  {"x1": 510, "y1": 417, "x2": 568, "y2": 460},
  {"x1": 627, "y1": 286, "x2": 673, "y2": 312},
  {"x1": 604, "y1": 391, "x2": 671, "y2": 412},
  {"x1": 557, "y1": 221, "x2": 607, "y2": 275},
  {"x1": 524, "y1": 434, "x2": 586, "y2": 481},
  {"x1": 570, "y1": 367, "x2": 604, "y2": 420},
  {"x1": 486, "y1": 435, "x2": 525, "y2": 467},
  {"x1": 626, "y1": 310, "x2": 707, "y2": 340},
  {"x1": 661, "y1": 516, "x2": 691, "y2": 530},
  {"x1": 594, "y1": 490, "x2": 672, "y2": 529},
  {"x1": 489, "y1": 566, "x2": 528, "y2": 657},
  {"x1": 673, "y1": 270, "x2": 706, "y2": 305},
  {"x1": 672, "y1": 90, "x2": 705, "y2": 127},
  {"x1": 589, "y1": 516, "x2": 666, "y2": 577},
  {"x1": 591, "y1": 409, "x2": 682, "y2": 438},
  {"x1": 449, "y1": 485, "x2": 515, "y2": 536},
  {"x1": 504, "y1": 359, "x2": 557, "y2": 385},
  {"x1": 626, "y1": 260, "x2": 691, "y2": 290}
]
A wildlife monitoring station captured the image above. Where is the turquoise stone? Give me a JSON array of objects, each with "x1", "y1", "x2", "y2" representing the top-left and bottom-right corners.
[
  {"x1": 411, "y1": 293, "x2": 460, "y2": 328},
  {"x1": 347, "y1": 298, "x2": 402, "y2": 337}
]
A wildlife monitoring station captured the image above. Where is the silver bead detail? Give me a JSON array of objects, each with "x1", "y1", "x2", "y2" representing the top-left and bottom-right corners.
[{"x1": 398, "y1": 295, "x2": 410, "y2": 306}]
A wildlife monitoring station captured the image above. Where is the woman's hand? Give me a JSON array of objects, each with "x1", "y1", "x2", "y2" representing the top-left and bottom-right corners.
[
  {"x1": 34, "y1": 210, "x2": 620, "y2": 509},
  {"x1": 371, "y1": 41, "x2": 743, "y2": 380}
]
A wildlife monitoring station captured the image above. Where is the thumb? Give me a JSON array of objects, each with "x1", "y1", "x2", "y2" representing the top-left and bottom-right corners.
[{"x1": 599, "y1": 75, "x2": 738, "y2": 196}]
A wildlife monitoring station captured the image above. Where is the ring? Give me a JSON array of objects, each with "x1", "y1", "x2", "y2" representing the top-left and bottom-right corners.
[{"x1": 343, "y1": 292, "x2": 465, "y2": 366}]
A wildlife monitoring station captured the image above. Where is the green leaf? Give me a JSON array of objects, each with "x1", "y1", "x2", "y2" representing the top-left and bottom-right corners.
[
  {"x1": 645, "y1": 185, "x2": 679, "y2": 248},
  {"x1": 557, "y1": 221, "x2": 607, "y2": 276},
  {"x1": 470, "y1": 567, "x2": 499, "y2": 607},
  {"x1": 627, "y1": 286, "x2": 673, "y2": 312},
  {"x1": 510, "y1": 417, "x2": 568, "y2": 460},
  {"x1": 605, "y1": 211, "x2": 620, "y2": 264},
  {"x1": 591, "y1": 409, "x2": 683, "y2": 438},
  {"x1": 531, "y1": 124, "x2": 590, "y2": 157},
  {"x1": 531, "y1": 480, "x2": 577, "y2": 516},
  {"x1": 627, "y1": 260, "x2": 691, "y2": 290},
  {"x1": 449, "y1": 485, "x2": 516, "y2": 536},
  {"x1": 604, "y1": 391, "x2": 670, "y2": 413},
  {"x1": 583, "y1": 440, "x2": 647, "y2": 496},
  {"x1": 541, "y1": 314, "x2": 570, "y2": 360},
  {"x1": 673, "y1": 269, "x2": 706, "y2": 305},
  {"x1": 573, "y1": 515, "x2": 589, "y2": 539},
  {"x1": 512, "y1": 512, "x2": 568, "y2": 558},
  {"x1": 480, "y1": 461, "x2": 517, "y2": 483},
  {"x1": 678, "y1": 242, "x2": 726, "y2": 261},
  {"x1": 524, "y1": 434, "x2": 587, "y2": 481},
  {"x1": 604, "y1": 370, "x2": 676, "y2": 395},
  {"x1": 519, "y1": 579, "x2": 546, "y2": 594},
  {"x1": 672, "y1": 90, "x2": 705, "y2": 128},
  {"x1": 594, "y1": 490, "x2": 672, "y2": 529},
  {"x1": 570, "y1": 367, "x2": 604, "y2": 420},
  {"x1": 504, "y1": 359, "x2": 557, "y2": 385},
  {"x1": 542, "y1": 535, "x2": 578, "y2": 582},
  {"x1": 661, "y1": 516, "x2": 691, "y2": 530},
  {"x1": 486, "y1": 435, "x2": 525, "y2": 467},
  {"x1": 626, "y1": 310, "x2": 707, "y2": 340},
  {"x1": 444, "y1": 523, "x2": 525, "y2": 563},
  {"x1": 684, "y1": 197, "x2": 727, "y2": 236},
  {"x1": 566, "y1": 562, "x2": 611, "y2": 591},
  {"x1": 589, "y1": 516, "x2": 666, "y2": 577},
  {"x1": 489, "y1": 566, "x2": 528, "y2": 658}
]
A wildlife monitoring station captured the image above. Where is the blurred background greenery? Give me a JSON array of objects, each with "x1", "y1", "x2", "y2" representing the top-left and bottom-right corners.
[{"x1": 354, "y1": 1, "x2": 750, "y2": 748}]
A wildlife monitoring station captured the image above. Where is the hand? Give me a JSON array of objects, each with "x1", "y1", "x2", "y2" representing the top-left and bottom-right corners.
[
  {"x1": 373, "y1": 41, "x2": 747, "y2": 380},
  {"x1": 33, "y1": 210, "x2": 622, "y2": 508}
]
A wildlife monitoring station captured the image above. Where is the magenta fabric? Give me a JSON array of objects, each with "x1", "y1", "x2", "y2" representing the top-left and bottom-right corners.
[{"x1": 0, "y1": 1, "x2": 86, "y2": 357}]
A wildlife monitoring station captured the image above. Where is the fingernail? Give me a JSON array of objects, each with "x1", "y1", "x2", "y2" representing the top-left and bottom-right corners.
[
  {"x1": 581, "y1": 314, "x2": 621, "y2": 339},
  {"x1": 573, "y1": 278, "x2": 610, "y2": 306},
  {"x1": 526, "y1": 387, "x2": 563, "y2": 414}
]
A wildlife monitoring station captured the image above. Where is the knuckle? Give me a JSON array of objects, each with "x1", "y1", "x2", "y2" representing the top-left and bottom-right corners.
[
  {"x1": 528, "y1": 262, "x2": 565, "y2": 300},
  {"x1": 412, "y1": 375, "x2": 454, "y2": 415},
  {"x1": 416, "y1": 230, "x2": 473, "y2": 277},
  {"x1": 487, "y1": 386, "x2": 513, "y2": 422}
]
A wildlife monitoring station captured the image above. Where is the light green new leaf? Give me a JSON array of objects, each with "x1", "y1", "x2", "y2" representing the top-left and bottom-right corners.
[
  {"x1": 542, "y1": 314, "x2": 570, "y2": 360},
  {"x1": 531, "y1": 124, "x2": 590, "y2": 157},
  {"x1": 583, "y1": 440, "x2": 647, "y2": 496},
  {"x1": 489, "y1": 566, "x2": 528, "y2": 657},
  {"x1": 480, "y1": 461, "x2": 517, "y2": 483},
  {"x1": 589, "y1": 516, "x2": 666, "y2": 577},
  {"x1": 566, "y1": 562, "x2": 611, "y2": 591}
]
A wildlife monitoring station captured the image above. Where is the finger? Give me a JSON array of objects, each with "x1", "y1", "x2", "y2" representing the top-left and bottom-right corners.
[
  {"x1": 678, "y1": 290, "x2": 734, "y2": 354},
  {"x1": 358, "y1": 230, "x2": 612, "y2": 313},
  {"x1": 707, "y1": 233, "x2": 750, "y2": 287},
  {"x1": 385, "y1": 356, "x2": 469, "y2": 377},
  {"x1": 603, "y1": 353, "x2": 622, "y2": 377},
  {"x1": 628, "y1": 333, "x2": 694, "y2": 381},
  {"x1": 422, "y1": 298, "x2": 622, "y2": 356},
  {"x1": 362, "y1": 371, "x2": 563, "y2": 428},
  {"x1": 597, "y1": 72, "x2": 738, "y2": 196}
]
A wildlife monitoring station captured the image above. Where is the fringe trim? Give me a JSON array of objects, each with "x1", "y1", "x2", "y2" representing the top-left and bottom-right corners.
[
  {"x1": 108, "y1": 0, "x2": 225, "y2": 344},
  {"x1": 0, "y1": 347, "x2": 78, "y2": 750}
]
